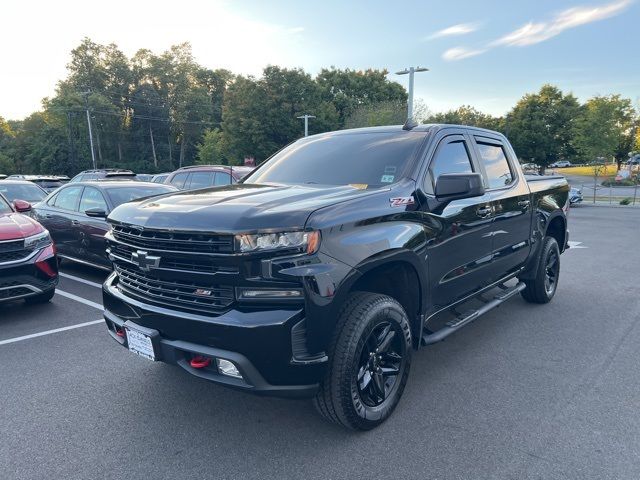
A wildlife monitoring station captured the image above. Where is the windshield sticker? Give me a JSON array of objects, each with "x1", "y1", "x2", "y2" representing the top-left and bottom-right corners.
[
  {"x1": 390, "y1": 196, "x2": 415, "y2": 207},
  {"x1": 384, "y1": 166, "x2": 397, "y2": 174},
  {"x1": 348, "y1": 183, "x2": 368, "y2": 190},
  {"x1": 381, "y1": 175, "x2": 394, "y2": 183}
]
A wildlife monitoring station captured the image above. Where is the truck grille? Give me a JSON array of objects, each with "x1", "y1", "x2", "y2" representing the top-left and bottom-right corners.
[
  {"x1": 112, "y1": 225, "x2": 234, "y2": 254},
  {"x1": 0, "y1": 239, "x2": 33, "y2": 264},
  {"x1": 113, "y1": 262, "x2": 235, "y2": 314}
]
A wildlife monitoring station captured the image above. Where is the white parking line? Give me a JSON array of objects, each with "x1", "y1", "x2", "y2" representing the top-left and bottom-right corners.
[
  {"x1": 0, "y1": 320, "x2": 104, "y2": 346},
  {"x1": 59, "y1": 272, "x2": 103, "y2": 289},
  {"x1": 56, "y1": 289, "x2": 104, "y2": 311}
]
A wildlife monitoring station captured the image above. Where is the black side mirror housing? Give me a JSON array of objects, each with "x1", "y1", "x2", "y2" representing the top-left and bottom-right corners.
[
  {"x1": 85, "y1": 208, "x2": 108, "y2": 218},
  {"x1": 435, "y1": 173, "x2": 485, "y2": 202}
]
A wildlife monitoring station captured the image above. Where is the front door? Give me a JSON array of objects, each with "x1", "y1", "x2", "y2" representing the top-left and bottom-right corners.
[{"x1": 419, "y1": 133, "x2": 495, "y2": 308}]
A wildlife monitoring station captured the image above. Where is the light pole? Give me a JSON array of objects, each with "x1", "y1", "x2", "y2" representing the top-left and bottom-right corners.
[
  {"x1": 82, "y1": 91, "x2": 97, "y2": 169},
  {"x1": 297, "y1": 114, "x2": 316, "y2": 137},
  {"x1": 395, "y1": 67, "x2": 429, "y2": 121}
]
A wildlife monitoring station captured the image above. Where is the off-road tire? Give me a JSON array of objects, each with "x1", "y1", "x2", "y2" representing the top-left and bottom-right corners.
[
  {"x1": 313, "y1": 292, "x2": 412, "y2": 430},
  {"x1": 521, "y1": 236, "x2": 560, "y2": 304}
]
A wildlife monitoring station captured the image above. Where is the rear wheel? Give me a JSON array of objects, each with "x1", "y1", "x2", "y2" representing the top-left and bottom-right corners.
[
  {"x1": 313, "y1": 292, "x2": 412, "y2": 430},
  {"x1": 25, "y1": 288, "x2": 55, "y2": 305},
  {"x1": 521, "y1": 236, "x2": 560, "y2": 304}
]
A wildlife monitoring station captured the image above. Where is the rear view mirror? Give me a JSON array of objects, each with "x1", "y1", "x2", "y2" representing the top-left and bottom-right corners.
[
  {"x1": 85, "y1": 208, "x2": 107, "y2": 218},
  {"x1": 435, "y1": 173, "x2": 485, "y2": 202},
  {"x1": 13, "y1": 199, "x2": 32, "y2": 212}
]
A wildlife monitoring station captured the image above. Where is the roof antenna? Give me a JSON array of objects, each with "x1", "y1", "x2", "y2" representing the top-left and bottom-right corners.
[{"x1": 403, "y1": 117, "x2": 418, "y2": 131}]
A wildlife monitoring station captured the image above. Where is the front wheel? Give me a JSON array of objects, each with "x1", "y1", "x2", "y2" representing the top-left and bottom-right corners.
[
  {"x1": 313, "y1": 292, "x2": 412, "y2": 430},
  {"x1": 521, "y1": 236, "x2": 560, "y2": 304}
]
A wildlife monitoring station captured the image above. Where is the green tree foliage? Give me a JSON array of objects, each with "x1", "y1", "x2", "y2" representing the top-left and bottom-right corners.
[
  {"x1": 426, "y1": 105, "x2": 503, "y2": 131},
  {"x1": 344, "y1": 100, "x2": 407, "y2": 129},
  {"x1": 506, "y1": 85, "x2": 581, "y2": 171},
  {"x1": 574, "y1": 95, "x2": 635, "y2": 168},
  {"x1": 196, "y1": 128, "x2": 225, "y2": 165}
]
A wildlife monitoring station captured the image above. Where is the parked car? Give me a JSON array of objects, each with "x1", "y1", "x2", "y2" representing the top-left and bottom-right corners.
[
  {"x1": 550, "y1": 161, "x2": 572, "y2": 168},
  {"x1": 0, "y1": 180, "x2": 48, "y2": 204},
  {"x1": 151, "y1": 172, "x2": 171, "y2": 184},
  {"x1": 5, "y1": 175, "x2": 67, "y2": 193},
  {"x1": 164, "y1": 165, "x2": 254, "y2": 190},
  {"x1": 569, "y1": 187, "x2": 583, "y2": 204},
  {"x1": 135, "y1": 174, "x2": 154, "y2": 182},
  {"x1": 69, "y1": 169, "x2": 137, "y2": 183},
  {"x1": 0, "y1": 193, "x2": 58, "y2": 304},
  {"x1": 521, "y1": 162, "x2": 540, "y2": 172},
  {"x1": 103, "y1": 124, "x2": 569, "y2": 430},
  {"x1": 0, "y1": 174, "x2": 7, "y2": 180},
  {"x1": 32, "y1": 181, "x2": 177, "y2": 271}
]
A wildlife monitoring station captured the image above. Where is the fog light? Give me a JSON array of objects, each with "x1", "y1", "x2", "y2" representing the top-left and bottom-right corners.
[
  {"x1": 238, "y1": 288, "x2": 303, "y2": 299},
  {"x1": 217, "y1": 359, "x2": 242, "y2": 379}
]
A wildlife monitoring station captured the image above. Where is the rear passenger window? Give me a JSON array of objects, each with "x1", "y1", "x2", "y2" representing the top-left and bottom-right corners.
[
  {"x1": 214, "y1": 172, "x2": 232, "y2": 185},
  {"x1": 170, "y1": 172, "x2": 189, "y2": 189},
  {"x1": 476, "y1": 142, "x2": 513, "y2": 189},
  {"x1": 188, "y1": 172, "x2": 215, "y2": 189},
  {"x1": 429, "y1": 140, "x2": 473, "y2": 190},
  {"x1": 53, "y1": 186, "x2": 83, "y2": 211}
]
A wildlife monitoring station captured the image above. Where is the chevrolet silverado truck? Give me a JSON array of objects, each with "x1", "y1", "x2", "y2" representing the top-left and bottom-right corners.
[{"x1": 102, "y1": 123, "x2": 569, "y2": 430}]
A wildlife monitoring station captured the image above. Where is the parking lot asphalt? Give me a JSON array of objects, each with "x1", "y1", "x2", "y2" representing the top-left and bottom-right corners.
[{"x1": 1, "y1": 205, "x2": 638, "y2": 480}]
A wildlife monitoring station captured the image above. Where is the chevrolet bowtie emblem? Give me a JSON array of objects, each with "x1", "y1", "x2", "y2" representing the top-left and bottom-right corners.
[{"x1": 131, "y1": 250, "x2": 161, "y2": 271}]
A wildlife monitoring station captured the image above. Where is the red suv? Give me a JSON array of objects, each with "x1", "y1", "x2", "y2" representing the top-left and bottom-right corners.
[
  {"x1": 0, "y1": 194, "x2": 58, "y2": 304},
  {"x1": 164, "y1": 165, "x2": 254, "y2": 190}
]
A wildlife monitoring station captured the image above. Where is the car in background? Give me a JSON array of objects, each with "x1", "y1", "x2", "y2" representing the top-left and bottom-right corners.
[
  {"x1": 151, "y1": 172, "x2": 171, "y2": 184},
  {"x1": 5, "y1": 175, "x2": 67, "y2": 193},
  {"x1": 32, "y1": 181, "x2": 177, "y2": 271},
  {"x1": 550, "y1": 161, "x2": 572, "y2": 168},
  {"x1": 69, "y1": 169, "x2": 137, "y2": 183},
  {"x1": 569, "y1": 187, "x2": 583, "y2": 205},
  {"x1": 0, "y1": 193, "x2": 58, "y2": 304},
  {"x1": 165, "y1": 165, "x2": 253, "y2": 190},
  {"x1": 0, "y1": 174, "x2": 7, "y2": 180},
  {"x1": 0, "y1": 180, "x2": 48, "y2": 204},
  {"x1": 135, "y1": 174, "x2": 154, "y2": 182}
]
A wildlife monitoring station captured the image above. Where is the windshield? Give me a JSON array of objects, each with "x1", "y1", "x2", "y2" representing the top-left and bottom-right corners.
[
  {"x1": 0, "y1": 183, "x2": 47, "y2": 203},
  {"x1": 0, "y1": 195, "x2": 12, "y2": 214},
  {"x1": 244, "y1": 131, "x2": 426, "y2": 188},
  {"x1": 106, "y1": 185, "x2": 175, "y2": 207}
]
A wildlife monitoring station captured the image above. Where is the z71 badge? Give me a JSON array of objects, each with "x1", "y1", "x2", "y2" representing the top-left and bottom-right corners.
[{"x1": 389, "y1": 196, "x2": 415, "y2": 207}]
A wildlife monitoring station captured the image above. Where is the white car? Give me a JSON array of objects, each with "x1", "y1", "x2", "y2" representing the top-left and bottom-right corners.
[{"x1": 550, "y1": 161, "x2": 572, "y2": 168}]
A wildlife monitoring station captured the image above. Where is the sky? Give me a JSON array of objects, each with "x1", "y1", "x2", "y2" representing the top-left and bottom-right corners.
[{"x1": 1, "y1": 0, "x2": 638, "y2": 120}]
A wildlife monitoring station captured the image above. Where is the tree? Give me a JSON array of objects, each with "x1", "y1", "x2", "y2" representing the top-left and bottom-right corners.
[
  {"x1": 344, "y1": 100, "x2": 407, "y2": 128},
  {"x1": 426, "y1": 105, "x2": 503, "y2": 131},
  {"x1": 506, "y1": 85, "x2": 581, "y2": 172},
  {"x1": 196, "y1": 128, "x2": 225, "y2": 164},
  {"x1": 574, "y1": 95, "x2": 636, "y2": 169}
]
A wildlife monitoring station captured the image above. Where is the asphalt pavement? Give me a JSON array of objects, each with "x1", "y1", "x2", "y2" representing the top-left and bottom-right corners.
[{"x1": 1, "y1": 205, "x2": 638, "y2": 480}]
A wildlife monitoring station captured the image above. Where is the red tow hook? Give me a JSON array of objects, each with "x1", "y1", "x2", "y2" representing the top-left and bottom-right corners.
[
  {"x1": 190, "y1": 355, "x2": 211, "y2": 369},
  {"x1": 115, "y1": 328, "x2": 125, "y2": 338}
]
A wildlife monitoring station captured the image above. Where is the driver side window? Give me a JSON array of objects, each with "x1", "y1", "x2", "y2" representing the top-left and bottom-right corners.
[{"x1": 427, "y1": 138, "x2": 474, "y2": 193}]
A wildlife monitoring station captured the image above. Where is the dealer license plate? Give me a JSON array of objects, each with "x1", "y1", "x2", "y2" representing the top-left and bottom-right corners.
[{"x1": 125, "y1": 326, "x2": 156, "y2": 361}]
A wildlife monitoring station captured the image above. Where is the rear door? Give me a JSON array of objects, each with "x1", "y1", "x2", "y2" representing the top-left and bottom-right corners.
[
  {"x1": 187, "y1": 171, "x2": 215, "y2": 189},
  {"x1": 471, "y1": 135, "x2": 532, "y2": 280},
  {"x1": 78, "y1": 186, "x2": 111, "y2": 268},
  {"x1": 45, "y1": 185, "x2": 84, "y2": 257},
  {"x1": 421, "y1": 132, "x2": 495, "y2": 306}
]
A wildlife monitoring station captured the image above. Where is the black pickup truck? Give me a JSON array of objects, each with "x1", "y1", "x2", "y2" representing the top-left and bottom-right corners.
[{"x1": 102, "y1": 124, "x2": 569, "y2": 430}]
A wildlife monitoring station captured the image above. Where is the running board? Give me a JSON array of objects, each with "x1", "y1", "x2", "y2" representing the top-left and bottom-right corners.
[{"x1": 421, "y1": 282, "x2": 526, "y2": 346}]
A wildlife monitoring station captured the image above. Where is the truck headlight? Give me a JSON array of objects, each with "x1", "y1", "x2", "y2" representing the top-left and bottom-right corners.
[
  {"x1": 235, "y1": 230, "x2": 320, "y2": 254},
  {"x1": 24, "y1": 230, "x2": 52, "y2": 250}
]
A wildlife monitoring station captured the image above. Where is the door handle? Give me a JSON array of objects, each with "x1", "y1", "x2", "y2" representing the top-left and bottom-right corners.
[
  {"x1": 476, "y1": 206, "x2": 492, "y2": 218},
  {"x1": 71, "y1": 220, "x2": 80, "y2": 225},
  {"x1": 517, "y1": 200, "x2": 530, "y2": 208}
]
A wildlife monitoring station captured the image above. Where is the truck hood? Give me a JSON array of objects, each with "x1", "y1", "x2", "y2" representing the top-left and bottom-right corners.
[
  {"x1": 0, "y1": 212, "x2": 44, "y2": 240},
  {"x1": 108, "y1": 183, "x2": 379, "y2": 232}
]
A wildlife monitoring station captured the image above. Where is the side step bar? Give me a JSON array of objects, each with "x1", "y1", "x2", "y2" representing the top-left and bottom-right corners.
[{"x1": 421, "y1": 282, "x2": 526, "y2": 346}]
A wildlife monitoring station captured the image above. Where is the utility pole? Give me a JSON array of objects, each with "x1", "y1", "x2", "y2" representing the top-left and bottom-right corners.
[
  {"x1": 395, "y1": 67, "x2": 429, "y2": 121},
  {"x1": 297, "y1": 114, "x2": 316, "y2": 137},
  {"x1": 82, "y1": 91, "x2": 97, "y2": 169}
]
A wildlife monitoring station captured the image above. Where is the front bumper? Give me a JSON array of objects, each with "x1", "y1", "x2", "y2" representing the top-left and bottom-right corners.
[
  {"x1": 0, "y1": 250, "x2": 58, "y2": 303},
  {"x1": 102, "y1": 272, "x2": 325, "y2": 398}
]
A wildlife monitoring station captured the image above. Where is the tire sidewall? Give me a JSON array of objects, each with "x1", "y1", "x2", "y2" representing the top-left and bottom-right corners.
[{"x1": 540, "y1": 237, "x2": 560, "y2": 300}]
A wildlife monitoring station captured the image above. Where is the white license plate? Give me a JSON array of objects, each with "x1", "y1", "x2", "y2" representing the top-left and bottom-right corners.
[{"x1": 125, "y1": 327, "x2": 156, "y2": 361}]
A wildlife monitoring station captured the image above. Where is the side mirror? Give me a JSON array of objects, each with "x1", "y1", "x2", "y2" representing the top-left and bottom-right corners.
[
  {"x1": 85, "y1": 208, "x2": 108, "y2": 218},
  {"x1": 435, "y1": 173, "x2": 485, "y2": 202},
  {"x1": 13, "y1": 199, "x2": 32, "y2": 212}
]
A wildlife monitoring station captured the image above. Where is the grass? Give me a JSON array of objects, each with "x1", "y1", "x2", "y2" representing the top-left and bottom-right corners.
[{"x1": 558, "y1": 165, "x2": 619, "y2": 176}]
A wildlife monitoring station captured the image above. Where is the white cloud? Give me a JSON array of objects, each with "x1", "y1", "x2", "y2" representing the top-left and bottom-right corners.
[
  {"x1": 442, "y1": 0, "x2": 633, "y2": 61},
  {"x1": 427, "y1": 22, "x2": 479, "y2": 40},
  {"x1": 492, "y1": 0, "x2": 632, "y2": 47},
  {"x1": 442, "y1": 47, "x2": 487, "y2": 61}
]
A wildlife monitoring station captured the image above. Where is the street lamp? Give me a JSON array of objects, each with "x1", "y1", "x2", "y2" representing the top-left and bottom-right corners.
[
  {"x1": 395, "y1": 67, "x2": 429, "y2": 121},
  {"x1": 297, "y1": 114, "x2": 316, "y2": 137}
]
